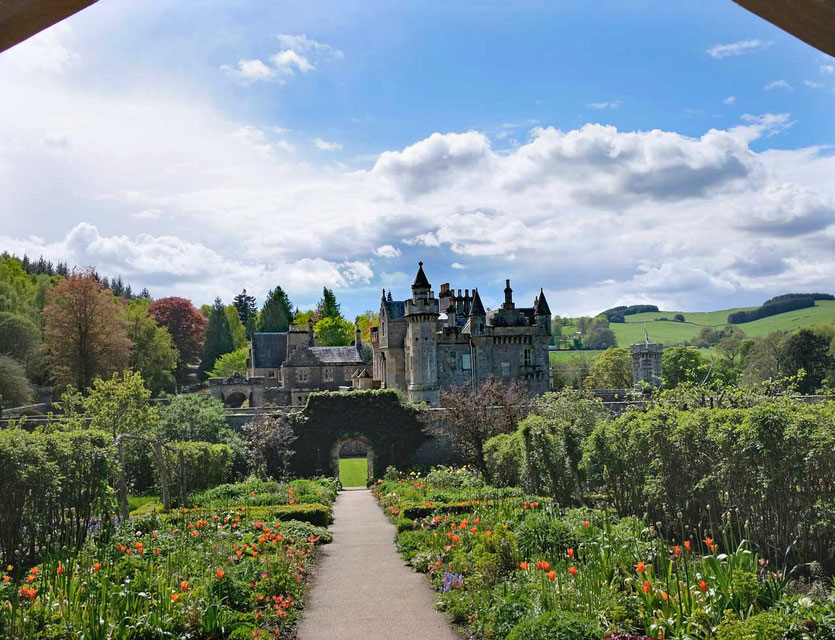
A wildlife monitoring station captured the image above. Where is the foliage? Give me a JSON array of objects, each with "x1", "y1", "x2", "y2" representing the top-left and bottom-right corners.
[
  {"x1": 209, "y1": 345, "x2": 249, "y2": 378},
  {"x1": 583, "y1": 347, "x2": 632, "y2": 389},
  {"x1": 82, "y1": 371, "x2": 158, "y2": 437},
  {"x1": 124, "y1": 299, "x2": 178, "y2": 395},
  {"x1": 583, "y1": 393, "x2": 835, "y2": 571},
  {"x1": 201, "y1": 297, "x2": 235, "y2": 377},
  {"x1": 258, "y1": 286, "x2": 293, "y2": 332},
  {"x1": 148, "y1": 296, "x2": 207, "y2": 385},
  {"x1": 316, "y1": 286, "x2": 342, "y2": 319},
  {"x1": 225, "y1": 305, "x2": 248, "y2": 349},
  {"x1": 600, "y1": 305, "x2": 659, "y2": 323},
  {"x1": 728, "y1": 296, "x2": 816, "y2": 324},
  {"x1": 314, "y1": 315, "x2": 355, "y2": 346},
  {"x1": 506, "y1": 611, "x2": 599, "y2": 640},
  {"x1": 232, "y1": 288, "x2": 257, "y2": 338},
  {"x1": 0, "y1": 428, "x2": 113, "y2": 568},
  {"x1": 0, "y1": 493, "x2": 330, "y2": 638},
  {"x1": 483, "y1": 431, "x2": 524, "y2": 488},
  {"x1": 662, "y1": 346, "x2": 709, "y2": 388},
  {"x1": 355, "y1": 310, "x2": 379, "y2": 342},
  {"x1": 582, "y1": 316, "x2": 617, "y2": 349},
  {"x1": 245, "y1": 409, "x2": 298, "y2": 481},
  {"x1": 779, "y1": 328, "x2": 832, "y2": 393},
  {"x1": 43, "y1": 269, "x2": 132, "y2": 390},
  {"x1": 0, "y1": 311, "x2": 40, "y2": 365},
  {"x1": 0, "y1": 354, "x2": 33, "y2": 409},
  {"x1": 434, "y1": 379, "x2": 529, "y2": 475},
  {"x1": 162, "y1": 441, "x2": 234, "y2": 494}
]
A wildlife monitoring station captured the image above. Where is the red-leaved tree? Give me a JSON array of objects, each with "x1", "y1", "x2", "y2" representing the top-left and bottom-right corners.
[
  {"x1": 43, "y1": 269, "x2": 132, "y2": 390},
  {"x1": 148, "y1": 297, "x2": 207, "y2": 385}
]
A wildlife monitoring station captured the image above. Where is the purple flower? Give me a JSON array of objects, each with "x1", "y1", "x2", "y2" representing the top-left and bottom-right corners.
[{"x1": 440, "y1": 572, "x2": 464, "y2": 592}]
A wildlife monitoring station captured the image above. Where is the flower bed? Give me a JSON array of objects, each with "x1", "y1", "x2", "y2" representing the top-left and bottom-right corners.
[
  {"x1": 0, "y1": 479, "x2": 335, "y2": 639},
  {"x1": 375, "y1": 467, "x2": 835, "y2": 640}
]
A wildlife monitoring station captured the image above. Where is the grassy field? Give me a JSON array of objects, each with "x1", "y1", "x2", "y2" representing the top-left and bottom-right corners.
[{"x1": 339, "y1": 457, "x2": 368, "y2": 488}]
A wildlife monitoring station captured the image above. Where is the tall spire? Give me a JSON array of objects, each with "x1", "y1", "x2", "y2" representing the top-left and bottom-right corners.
[
  {"x1": 412, "y1": 261, "x2": 430, "y2": 290},
  {"x1": 469, "y1": 288, "x2": 486, "y2": 316},
  {"x1": 534, "y1": 288, "x2": 551, "y2": 315}
]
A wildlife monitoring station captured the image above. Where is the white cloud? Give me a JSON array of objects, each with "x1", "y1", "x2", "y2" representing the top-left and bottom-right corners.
[
  {"x1": 314, "y1": 137, "x2": 343, "y2": 151},
  {"x1": 723, "y1": 96, "x2": 736, "y2": 104},
  {"x1": 804, "y1": 80, "x2": 824, "y2": 89},
  {"x1": 821, "y1": 64, "x2": 835, "y2": 74},
  {"x1": 0, "y1": 23, "x2": 79, "y2": 73},
  {"x1": 764, "y1": 79, "x2": 793, "y2": 91},
  {"x1": 374, "y1": 244, "x2": 401, "y2": 258},
  {"x1": 221, "y1": 33, "x2": 340, "y2": 85},
  {"x1": 706, "y1": 39, "x2": 767, "y2": 59},
  {"x1": 587, "y1": 100, "x2": 621, "y2": 109},
  {"x1": 451, "y1": 262, "x2": 467, "y2": 269}
]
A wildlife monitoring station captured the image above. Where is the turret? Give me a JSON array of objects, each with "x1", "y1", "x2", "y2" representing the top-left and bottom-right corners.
[
  {"x1": 404, "y1": 261, "x2": 440, "y2": 404},
  {"x1": 468, "y1": 288, "x2": 487, "y2": 336},
  {"x1": 503, "y1": 279, "x2": 514, "y2": 309},
  {"x1": 534, "y1": 288, "x2": 551, "y2": 334}
]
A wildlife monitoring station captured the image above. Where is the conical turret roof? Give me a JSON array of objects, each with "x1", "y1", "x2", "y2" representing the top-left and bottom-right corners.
[
  {"x1": 534, "y1": 288, "x2": 551, "y2": 315},
  {"x1": 412, "y1": 261, "x2": 430, "y2": 289},
  {"x1": 469, "y1": 289, "x2": 486, "y2": 316}
]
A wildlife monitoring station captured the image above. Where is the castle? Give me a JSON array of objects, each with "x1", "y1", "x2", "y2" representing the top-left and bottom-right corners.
[{"x1": 369, "y1": 262, "x2": 552, "y2": 404}]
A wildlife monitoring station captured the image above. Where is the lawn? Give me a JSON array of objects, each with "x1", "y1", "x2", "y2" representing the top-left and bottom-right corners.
[{"x1": 339, "y1": 457, "x2": 368, "y2": 487}]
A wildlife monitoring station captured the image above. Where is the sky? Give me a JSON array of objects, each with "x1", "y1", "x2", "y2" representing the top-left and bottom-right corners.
[{"x1": 1, "y1": 0, "x2": 834, "y2": 318}]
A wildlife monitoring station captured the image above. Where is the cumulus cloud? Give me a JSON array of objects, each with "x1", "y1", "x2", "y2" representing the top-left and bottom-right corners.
[
  {"x1": 451, "y1": 262, "x2": 467, "y2": 269},
  {"x1": 764, "y1": 79, "x2": 793, "y2": 91},
  {"x1": 804, "y1": 80, "x2": 824, "y2": 89},
  {"x1": 723, "y1": 96, "x2": 736, "y2": 104},
  {"x1": 706, "y1": 39, "x2": 767, "y2": 59},
  {"x1": 735, "y1": 183, "x2": 835, "y2": 236},
  {"x1": 587, "y1": 100, "x2": 621, "y2": 109},
  {"x1": 821, "y1": 64, "x2": 835, "y2": 74},
  {"x1": 221, "y1": 33, "x2": 341, "y2": 84},
  {"x1": 374, "y1": 244, "x2": 401, "y2": 258}
]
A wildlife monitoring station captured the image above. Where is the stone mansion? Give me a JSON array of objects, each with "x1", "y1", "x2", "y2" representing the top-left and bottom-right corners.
[{"x1": 370, "y1": 262, "x2": 552, "y2": 404}]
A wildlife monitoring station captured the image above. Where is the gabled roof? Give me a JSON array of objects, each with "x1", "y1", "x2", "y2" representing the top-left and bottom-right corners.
[
  {"x1": 534, "y1": 288, "x2": 551, "y2": 315},
  {"x1": 252, "y1": 333, "x2": 288, "y2": 368},
  {"x1": 383, "y1": 299, "x2": 406, "y2": 320}
]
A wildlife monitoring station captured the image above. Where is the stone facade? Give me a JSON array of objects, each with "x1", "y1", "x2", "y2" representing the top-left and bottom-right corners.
[
  {"x1": 236, "y1": 320, "x2": 373, "y2": 407},
  {"x1": 630, "y1": 338, "x2": 663, "y2": 388},
  {"x1": 370, "y1": 262, "x2": 552, "y2": 405}
]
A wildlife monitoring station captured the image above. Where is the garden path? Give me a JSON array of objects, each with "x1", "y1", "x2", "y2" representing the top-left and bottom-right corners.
[{"x1": 295, "y1": 488, "x2": 463, "y2": 640}]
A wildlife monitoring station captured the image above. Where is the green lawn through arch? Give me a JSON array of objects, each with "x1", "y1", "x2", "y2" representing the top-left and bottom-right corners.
[{"x1": 339, "y1": 457, "x2": 368, "y2": 487}]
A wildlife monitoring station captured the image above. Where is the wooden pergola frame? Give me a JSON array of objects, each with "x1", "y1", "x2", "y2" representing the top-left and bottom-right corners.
[{"x1": 114, "y1": 433, "x2": 186, "y2": 520}]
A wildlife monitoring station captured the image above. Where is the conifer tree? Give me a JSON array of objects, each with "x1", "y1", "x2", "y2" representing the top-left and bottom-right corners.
[
  {"x1": 258, "y1": 286, "x2": 293, "y2": 332},
  {"x1": 201, "y1": 298, "x2": 235, "y2": 377},
  {"x1": 316, "y1": 287, "x2": 342, "y2": 319}
]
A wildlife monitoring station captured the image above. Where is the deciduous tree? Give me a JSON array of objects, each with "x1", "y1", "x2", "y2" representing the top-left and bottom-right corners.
[
  {"x1": 314, "y1": 316, "x2": 355, "y2": 346},
  {"x1": 0, "y1": 354, "x2": 32, "y2": 409},
  {"x1": 124, "y1": 299, "x2": 178, "y2": 395},
  {"x1": 43, "y1": 270, "x2": 132, "y2": 390},
  {"x1": 148, "y1": 296, "x2": 207, "y2": 385},
  {"x1": 0, "y1": 311, "x2": 40, "y2": 365}
]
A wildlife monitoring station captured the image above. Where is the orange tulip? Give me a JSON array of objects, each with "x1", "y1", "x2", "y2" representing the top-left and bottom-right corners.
[
  {"x1": 520, "y1": 562, "x2": 529, "y2": 570},
  {"x1": 180, "y1": 581, "x2": 189, "y2": 592},
  {"x1": 171, "y1": 593, "x2": 180, "y2": 602},
  {"x1": 3, "y1": 576, "x2": 10, "y2": 583},
  {"x1": 684, "y1": 540, "x2": 691, "y2": 551},
  {"x1": 635, "y1": 562, "x2": 646, "y2": 574},
  {"x1": 547, "y1": 570, "x2": 557, "y2": 581},
  {"x1": 56, "y1": 563, "x2": 64, "y2": 575},
  {"x1": 93, "y1": 563, "x2": 101, "y2": 572},
  {"x1": 583, "y1": 520, "x2": 590, "y2": 528},
  {"x1": 642, "y1": 580, "x2": 651, "y2": 594},
  {"x1": 216, "y1": 570, "x2": 225, "y2": 579},
  {"x1": 673, "y1": 545, "x2": 681, "y2": 557},
  {"x1": 568, "y1": 566, "x2": 577, "y2": 577},
  {"x1": 567, "y1": 548, "x2": 574, "y2": 559},
  {"x1": 699, "y1": 580, "x2": 707, "y2": 592}
]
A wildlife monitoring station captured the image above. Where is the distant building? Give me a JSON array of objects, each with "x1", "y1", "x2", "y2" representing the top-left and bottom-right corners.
[
  {"x1": 370, "y1": 262, "x2": 552, "y2": 405},
  {"x1": 630, "y1": 330, "x2": 663, "y2": 388}
]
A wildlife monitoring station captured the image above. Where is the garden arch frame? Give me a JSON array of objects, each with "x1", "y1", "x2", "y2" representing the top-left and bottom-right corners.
[{"x1": 330, "y1": 434, "x2": 375, "y2": 484}]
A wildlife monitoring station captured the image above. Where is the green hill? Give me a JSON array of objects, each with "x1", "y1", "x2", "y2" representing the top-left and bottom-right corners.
[{"x1": 552, "y1": 300, "x2": 835, "y2": 361}]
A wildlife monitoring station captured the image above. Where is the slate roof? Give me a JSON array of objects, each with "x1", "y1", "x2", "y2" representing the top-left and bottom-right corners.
[
  {"x1": 469, "y1": 289, "x2": 486, "y2": 316},
  {"x1": 252, "y1": 333, "x2": 288, "y2": 368},
  {"x1": 310, "y1": 346, "x2": 364, "y2": 364},
  {"x1": 412, "y1": 261, "x2": 430, "y2": 289},
  {"x1": 384, "y1": 300, "x2": 406, "y2": 320},
  {"x1": 534, "y1": 288, "x2": 552, "y2": 316}
]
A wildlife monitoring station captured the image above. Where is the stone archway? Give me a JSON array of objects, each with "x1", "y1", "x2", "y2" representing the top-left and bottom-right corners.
[
  {"x1": 223, "y1": 391, "x2": 247, "y2": 408},
  {"x1": 330, "y1": 434, "x2": 374, "y2": 484}
]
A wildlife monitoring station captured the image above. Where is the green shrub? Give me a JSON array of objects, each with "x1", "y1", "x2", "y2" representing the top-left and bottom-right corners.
[
  {"x1": 162, "y1": 440, "x2": 234, "y2": 496},
  {"x1": 243, "y1": 503, "x2": 332, "y2": 527},
  {"x1": 515, "y1": 511, "x2": 577, "y2": 558},
  {"x1": 396, "y1": 517, "x2": 416, "y2": 532},
  {"x1": 278, "y1": 520, "x2": 333, "y2": 544},
  {"x1": 484, "y1": 430, "x2": 524, "y2": 487},
  {"x1": 505, "y1": 610, "x2": 599, "y2": 640}
]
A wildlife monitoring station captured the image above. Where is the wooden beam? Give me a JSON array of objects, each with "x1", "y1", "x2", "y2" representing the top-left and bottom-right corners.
[
  {"x1": 734, "y1": 0, "x2": 835, "y2": 57},
  {"x1": 0, "y1": 0, "x2": 98, "y2": 53}
]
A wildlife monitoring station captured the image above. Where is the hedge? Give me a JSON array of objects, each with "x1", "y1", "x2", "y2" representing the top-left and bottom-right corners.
[
  {"x1": 0, "y1": 428, "x2": 114, "y2": 566},
  {"x1": 239, "y1": 504, "x2": 332, "y2": 527},
  {"x1": 160, "y1": 440, "x2": 234, "y2": 496}
]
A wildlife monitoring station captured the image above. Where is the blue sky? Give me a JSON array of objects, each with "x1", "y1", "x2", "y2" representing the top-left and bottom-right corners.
[{"x1": 1, "y1": 0, "x2": 834, "y2": 318}]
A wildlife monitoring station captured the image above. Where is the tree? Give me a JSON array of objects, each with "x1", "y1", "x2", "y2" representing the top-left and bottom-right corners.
[
  {"x1": 157, "y1": 394, "x2": 230, "y2": 443},
  {"x1": 148, "y1": 297, "x2": 207, "y2": 385},
  {"x1": 316, "y1": 287, "x2": 342, "y2": 319},
  {"x1": 225, "y1": 305, "x2": 247, "y2": 349},
  {"x1": 258, "y1": 286, "x2": 293, "y2": 332},
  {"x1": 200, "y1": 298, "x2": 235, "y2": 377},
  {"x1": 743, "y1": 333, "x2": 784, "y2": 385},
  {"x1": 583, "y1": 347, "x2": 632, "y2": 389},
  {"x1": 779, "y1": 329, "x2": 833, "y2": 393},
  {"x1": 82, "y1": 370, "x2": 158, "y2": 437},
  {"x1": 233, "y1": 288, "x2": 257, "y2": 336},
  {"x1": 314, "y1": 316, "x2": 355, "y2": 346},
  {"x1": 209, "y1": 346, "x2": 249, "y2": 378},
  {"x1": 716, "y1": 330, "x2": 746, "y2": 367},
  {"x1": 582, "y1": 317, "x2": 617, "y2": 350},
  {"x1": 245, "y1": 409, "x2": 298, "y2": 480},
  {"x1": 43, "y1": 270, "x2": 132, "y2": 390},
  {"x1": 662, "y1": 346, "x2": 709, "y2": 388},
  {"x1": 294, "y1": 309, "x2": 316, "y2": 324},
  {"x1": 355, "y1": 310, "x2": 379, "y2": 342},
  {"x1": 0, "y1": 355, "x2": 33, "y2": 409},
  {"x1": 0, "y1": 311, "x2": 40, "y2": 365},
  {"x1": 433, "y1": 378, "x2": 529, "y2": 475},
  {"x1": 124, "y1": 299, "x2": 178, "y2": 395}
]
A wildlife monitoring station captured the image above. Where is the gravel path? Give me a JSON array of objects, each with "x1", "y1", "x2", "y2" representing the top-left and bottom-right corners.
[{"x1": 295, "y1": 488, "x2": 462, "y2": 640}]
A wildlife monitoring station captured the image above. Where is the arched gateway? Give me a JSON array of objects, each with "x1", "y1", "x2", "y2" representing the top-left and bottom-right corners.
[
  {"x1": 289, "y1": 390, "x2": 427, "y2": 479},
  {"x1": 331, "y1": 434, "x2": 374, "y2": 484}
]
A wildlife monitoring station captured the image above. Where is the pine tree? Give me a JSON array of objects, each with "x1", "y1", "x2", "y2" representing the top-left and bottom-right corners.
[
  {"x1": 200, "y1": 297, "x2": 235, "y2": 377},
  {"x1": 258, "y1": 287, "x2": 293, "y2": 332},
  {"x1": 233, "y1": 288, "x2": 258, "y2": 338},
  {"x1": 316, "y1": 287, "x2": 342, "y2": 319},
  {"x1": 139, "y1": 287, "x2": 151, "y2": 300}
]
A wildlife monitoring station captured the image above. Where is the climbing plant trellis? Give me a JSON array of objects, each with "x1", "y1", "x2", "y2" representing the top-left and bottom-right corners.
[{"x1": 114, "y1": 433, "x2": 187, "y2": 520}]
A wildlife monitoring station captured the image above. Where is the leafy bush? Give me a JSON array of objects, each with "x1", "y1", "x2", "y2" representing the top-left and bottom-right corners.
[
  {"x1": 161, "y1": 440, "x2": 234, "y2": 495},
  {"x1": 505, "y1": 611, "x2": 598, "y2": 640},
  {"x1": 239, "y1": 503, "x2": 331, "y2": 526},
  {"x1": 483, "y1": 431, "x2": 524, "y2": 487}
]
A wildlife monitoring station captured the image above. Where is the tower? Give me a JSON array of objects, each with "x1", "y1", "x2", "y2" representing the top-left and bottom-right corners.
[
  {"x1": 534, "y1": 288, "x2": 552, "y2": 335},
  {"x1": 404, "y1": 262, "x2": 440, "y2": 404},
  {"x1": 630, "y1": 328, "x2": 663, "y2": 388}
]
